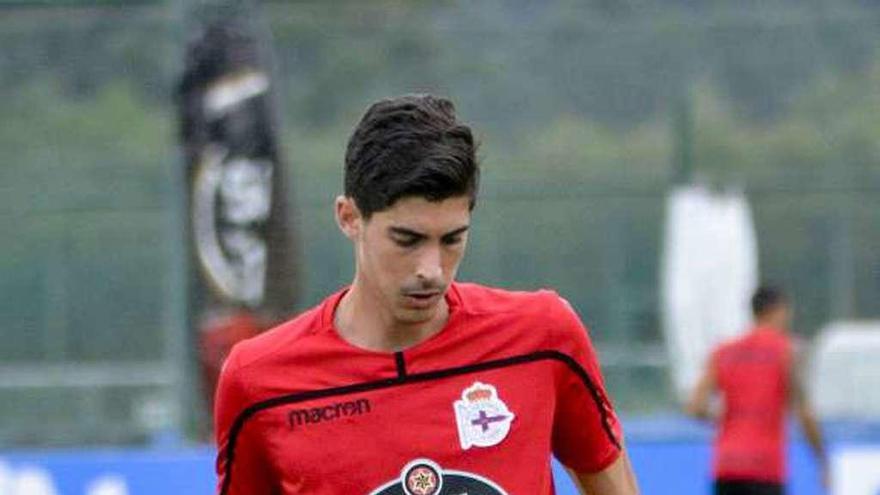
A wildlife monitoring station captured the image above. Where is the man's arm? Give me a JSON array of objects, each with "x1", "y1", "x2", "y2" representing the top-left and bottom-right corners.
[
  {"x1": 547, "y1": 293, "x2": 640, "y2": 494},
  {"x1": 790, "y1": 351, "x2": 830, "y2": 488},
  {"x1": 567, "y1": 450, "x2": 639, "y2": 495},
  {"x1": 684, "y1": 359, "x2": 716, "y2": 421},
  {"x1": 214, "y1": 349, "x2": 276, "y2": 494}
]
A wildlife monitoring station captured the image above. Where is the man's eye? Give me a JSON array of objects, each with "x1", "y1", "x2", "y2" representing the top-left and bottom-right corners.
[
  {"x1": 394, "y1": 237, "x2": 420, "y2": 247},
  {"x1": 442, "y1": 236, "x2": 462, "y2": 246}
]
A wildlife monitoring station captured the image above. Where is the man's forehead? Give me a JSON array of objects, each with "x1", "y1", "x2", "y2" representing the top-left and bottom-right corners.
[{"x1": 376, "y1": 196, "x2": 471, "y2": 231}]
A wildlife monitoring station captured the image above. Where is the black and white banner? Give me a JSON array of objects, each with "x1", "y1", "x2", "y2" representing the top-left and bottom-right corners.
[
  {"x1": 178, "y1": 18, "x2": 296, "y2": 314},
  {"x1": 177, "y1": 17, "x2": 297, "y2": 416}
]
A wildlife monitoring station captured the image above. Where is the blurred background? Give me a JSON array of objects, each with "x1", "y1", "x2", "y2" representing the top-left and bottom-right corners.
[{"x1": 1, "y1": 0, "x2": 879, "y2": 493}]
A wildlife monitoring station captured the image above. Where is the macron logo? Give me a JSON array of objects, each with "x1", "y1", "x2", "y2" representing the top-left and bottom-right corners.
[{"x1": 287, "y1": 398, "x2": 371, "y2": 429}]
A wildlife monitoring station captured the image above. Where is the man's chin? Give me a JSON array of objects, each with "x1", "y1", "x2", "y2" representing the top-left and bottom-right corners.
[{"x1": 394, "y1": 306, "x2": 437, "y2": 325}]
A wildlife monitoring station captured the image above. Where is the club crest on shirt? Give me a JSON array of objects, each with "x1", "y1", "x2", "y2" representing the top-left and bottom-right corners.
[
  {"x1": 368, "y1": 458, "x2": 509, "y2": 495},
  {"x1": 403, "y1": 460, "x2": 442, "y2": 495},
  {"x1": 453, "y1": 382, "x2": 515, "y2": 450}
]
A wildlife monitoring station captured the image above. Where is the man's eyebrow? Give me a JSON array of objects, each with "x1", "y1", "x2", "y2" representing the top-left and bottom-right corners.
[
  {"x1": 388, "y1": 226, "x2": 426, "y2": 238},
  {"x1": 441, "y1": 226, "x2": 470, "y2": 238},
  {"x1": 387, "y1": 225, "x2": 469, "y2": 238}
]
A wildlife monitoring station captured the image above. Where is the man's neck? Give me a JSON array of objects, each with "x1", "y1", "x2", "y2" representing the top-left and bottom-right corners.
[
  {"x1": 755, "y1": 319, "x2": 786, "y2": 332},
  {"x1": 334, "y1": 280, "x2": 449, "y2": 352}
]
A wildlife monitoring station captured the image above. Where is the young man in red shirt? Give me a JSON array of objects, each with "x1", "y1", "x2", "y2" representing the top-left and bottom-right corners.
[
  {"x1": 686, "y1": 287, "x2": 829, "y2": 495},
  {"x1": 214, "y1": 94, "x2": 639, "y2": 494}
]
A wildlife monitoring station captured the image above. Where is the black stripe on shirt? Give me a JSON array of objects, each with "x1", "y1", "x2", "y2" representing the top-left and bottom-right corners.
[{"x1": 394, "y1": 351, "x2": 407, "y2": 379}]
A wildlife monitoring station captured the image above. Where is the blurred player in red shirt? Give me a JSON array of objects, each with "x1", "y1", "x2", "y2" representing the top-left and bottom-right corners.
[
  {"x1": 686, "y1": 286, "x2": 828, "y2": 495},
  {"x1": 213, "y1": 94, "x2": 639, "y2": 494}
]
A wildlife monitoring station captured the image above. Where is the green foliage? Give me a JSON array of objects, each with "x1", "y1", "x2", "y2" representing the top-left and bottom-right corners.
[{"x1": 2, "y1": 1, "x2": 880, "y2": 435}]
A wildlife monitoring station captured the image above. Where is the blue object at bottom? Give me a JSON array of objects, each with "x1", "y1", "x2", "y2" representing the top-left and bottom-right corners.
[{"x1": 0, "y1": 441, "x2": 830, "y2": 494}]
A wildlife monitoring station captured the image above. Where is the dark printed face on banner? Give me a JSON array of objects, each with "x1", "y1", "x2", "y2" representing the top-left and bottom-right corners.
[
  {"x1": 368, "y1": 459, "x2": 508, "y2": 495},
  {"x1": 183, "y1": 51, "x2": 293, "y2": 310}
]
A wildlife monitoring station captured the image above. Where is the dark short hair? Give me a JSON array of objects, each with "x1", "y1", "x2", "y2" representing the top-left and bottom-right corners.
[
  {"x1": 344, "y1": 94, "x2": 479, "y2": 219},
  {"x1": 751, "y1": 286, "x2": 787, "y2": 317}
]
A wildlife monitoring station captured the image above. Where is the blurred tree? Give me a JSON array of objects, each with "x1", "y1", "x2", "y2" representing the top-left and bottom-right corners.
[{"x1": 2, "y1": 0, "x2": 880, "y2": 433}]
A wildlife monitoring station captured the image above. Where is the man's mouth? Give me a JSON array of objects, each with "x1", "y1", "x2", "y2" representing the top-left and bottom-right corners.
[
  {"x1": 402, "y1": 290, "x2": 442, "y2": 308},
  {"x1": 407, "y1": 292, "x2": 438, "y2": 299}
]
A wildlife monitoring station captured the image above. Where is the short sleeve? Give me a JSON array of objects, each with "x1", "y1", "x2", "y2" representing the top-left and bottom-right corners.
[
  {"x1": 548, "y1": 294, "x2": 623, "y2": 474},
  {"x1": 214, "y1": 348, "x2": 276, "y2": 495}
]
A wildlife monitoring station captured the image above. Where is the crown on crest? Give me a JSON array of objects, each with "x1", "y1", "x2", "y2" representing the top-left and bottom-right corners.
[{"x1": 465, "y1": 386, "x2": 493, "y2": 402}]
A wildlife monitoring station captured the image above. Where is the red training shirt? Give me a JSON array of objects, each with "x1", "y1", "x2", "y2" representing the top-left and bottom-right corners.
[
  {"x1": 214, "y1": 282, "x2": 623, "y2": 494},
  {"x1": 711, "y1": 326, "x2": 793, "y2": 483}
]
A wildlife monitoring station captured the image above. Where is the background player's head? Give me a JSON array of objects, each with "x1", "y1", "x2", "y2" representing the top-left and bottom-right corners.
[
  {"x1": 335, "y1": 94, "x2": 479, "y2": 325},
  {"x1": 751, "y1": 285, "x2": 791, "y2": 331}
]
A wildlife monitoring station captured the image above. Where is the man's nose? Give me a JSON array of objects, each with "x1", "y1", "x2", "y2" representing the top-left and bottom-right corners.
[{"x1": 415, "y1": 245, "x2": 443, "y2": 282}]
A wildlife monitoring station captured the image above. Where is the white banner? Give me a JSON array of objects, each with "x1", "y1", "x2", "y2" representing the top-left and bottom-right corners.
[
  {"x1": 813, "y1": 321, "x2": 880, "y2": 418},
  {"x1": 661, "y1": 184, "x2": 758, "y2": 398}
]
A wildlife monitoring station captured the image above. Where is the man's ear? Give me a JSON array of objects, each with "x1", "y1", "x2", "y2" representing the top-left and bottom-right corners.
[{"x1": 335, "y1": 195, "x2": 362, "y2": 240}]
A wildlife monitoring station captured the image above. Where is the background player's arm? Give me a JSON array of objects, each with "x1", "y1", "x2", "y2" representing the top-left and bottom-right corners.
[
  {"x1": 684, "y1": 357, "x2": 716, "y2": 421},
  {"x1": 567, "y1": 450, "x2": 639, "y2": 495},
  {"x1": 790, "y1": 349, "x2": 830, "y2": 488}
]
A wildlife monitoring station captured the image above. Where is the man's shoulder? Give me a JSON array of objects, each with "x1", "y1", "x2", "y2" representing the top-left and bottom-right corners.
[
  {"x1": 454, "y1": 282, "x2": 583, "y2": 337},
  {"x1": 714, "y1": 328, "x2": 793, "y2": 362},
  {"x1": 455, "y1": 282, "x2": 565, "y2": 316},
  {"x1": 228, "y1": 300, "x2": 326, "y2": 371},
  {"x1": 714, "y1": 333, "x2": 750, "y2": 359}
]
